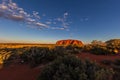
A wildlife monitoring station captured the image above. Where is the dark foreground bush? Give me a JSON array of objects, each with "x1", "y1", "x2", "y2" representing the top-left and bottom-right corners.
[
  {"x1": 113, "y1": 71, "x2": 120, "y2": 80},
  {"x1": 99, "y1": 59, "x2": 120, "y2": 80},
  {"x1": 113, "y1": 59, "x2": 120, "y2": 66},
  {"x1": 112, "y1": 61, "x2": 120, "y2": 80},
  {"x1": 100, "y1": 60, "x2": 112, "y2": 65},
  {"x1": 37, "y1": 55, "x2": 114, "y2": 80}
]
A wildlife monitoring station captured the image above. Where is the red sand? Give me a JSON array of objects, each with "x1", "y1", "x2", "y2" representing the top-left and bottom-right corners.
[
  {"x1": 0, "y1": 64, "x2": 41, "y2": 80},
  {"x1": 77, "y1": 52, "x2": 120, "y2": 62}
]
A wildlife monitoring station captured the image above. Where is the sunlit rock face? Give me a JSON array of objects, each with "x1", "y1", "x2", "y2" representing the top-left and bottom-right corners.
[{"x1": 56, "y1": 39, "x2": 84, "y2": 46}]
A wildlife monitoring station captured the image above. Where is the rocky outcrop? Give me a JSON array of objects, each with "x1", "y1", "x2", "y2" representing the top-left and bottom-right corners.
[{"x1": 56, "y1": 39, "x2": 84, "y2": 46}]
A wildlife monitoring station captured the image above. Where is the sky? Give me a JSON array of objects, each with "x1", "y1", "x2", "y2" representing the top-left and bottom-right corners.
[{"x1": 0, "y1": 0, "x2": 120, "y2": 43}]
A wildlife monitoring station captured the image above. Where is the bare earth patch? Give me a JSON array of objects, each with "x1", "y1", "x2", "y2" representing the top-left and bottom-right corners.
[{"x1": 0, "y1": 64, "x2": 41, "y2": 80}]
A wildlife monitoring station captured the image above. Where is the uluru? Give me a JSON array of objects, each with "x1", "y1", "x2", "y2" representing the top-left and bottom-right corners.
[{"x1": 56, "y1": 39, "x2": 84, "y2": 46}]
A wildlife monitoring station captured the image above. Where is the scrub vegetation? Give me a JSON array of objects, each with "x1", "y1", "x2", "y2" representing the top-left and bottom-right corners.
[{"x1": 0, "y1": 39, "x2": 120, "y2": 80}]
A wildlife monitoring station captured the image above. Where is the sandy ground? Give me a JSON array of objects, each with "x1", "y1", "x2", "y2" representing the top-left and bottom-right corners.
[{"x1": 0, "y1": 64, "x2": 41, "y2": 80}]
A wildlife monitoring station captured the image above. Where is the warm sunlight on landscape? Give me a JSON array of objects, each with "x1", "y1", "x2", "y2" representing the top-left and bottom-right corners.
[{"x1": 0, "y1": 0, "x2": 120, "y2": 80}]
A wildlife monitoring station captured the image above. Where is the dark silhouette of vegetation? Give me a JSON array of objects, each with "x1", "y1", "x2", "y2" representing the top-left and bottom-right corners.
[
  {"x1": 99, "y1": 59, "x2": 120, "y2": 80},
  {"x1": 112, "y1": 59, "x2": 120, "y2": 80},
  {"x1": 37, "y1": 55, "x2": 114, "y2": 80},
  {"x1": 100, "y1": 60, "x2": 112, "y2": 65}
]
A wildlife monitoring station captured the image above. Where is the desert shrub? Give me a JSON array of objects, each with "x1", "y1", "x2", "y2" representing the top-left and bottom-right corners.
[
  {"x1": 20, "y1": 47, "x2": 52, "y2": 66},
  {"x1": 113, "y1": 71, "x2": 120, "y2": 80},
  {"x1": 0, "y1": 50, "x2": 13, "y2": 65},
  {"x1": 106, "y1": 39, "x2": 120, "y2": 50},
  {"x1": 95, "y1": 68, "x2": 113, "y2": 80},
  {"x1": 1, "y1": 47, "x2": 31, "y2": 66},
  {"x1": 112, "y1": 60, "x2": 120, "y2": 80},
  {"x1": 20, "y1": 46, "x2": 68, "y2": 67},
  {"x1": 82, "y1": 44, "x2": 93, "y2": 52},
  {"x1": 2, "y1": 47, "x2": 32, "y2": 64},
  {"x1": 90, "y1": 45, "x2": 110, "y2": 55},
  {"x1": 83, "y1": 40, "x2": 119, "y2": 55},
  {"x1": 100, "y1": 60, "x2": 112, "y2": 65},
  {"x1": 113, "y1": 59, "x2": 120, "y2": 66},
  {"x1": 99, "y1": 58, "x2": 120, "y2": 79},
  {"x1": 52, "y1": 46, "x2": 67, "y2": 55},
  {"x1": 109, "y1": 59, "x2": 120, "y2": 80},
  {"x1": 83, "y1": 40, "x2": 106, "y2": 53},
  {"x1": 37, "y1": 55, "x2": 113, "y2": 80},
  {"x1": 65, "y1": 45, "x2": 83, "y2": 54},
  {"x1": 105, "y1": 39, "x2": 120, "y2": 55},
  {"x1": 112, "y1": 62, "x2": 120, "y2": 80}
]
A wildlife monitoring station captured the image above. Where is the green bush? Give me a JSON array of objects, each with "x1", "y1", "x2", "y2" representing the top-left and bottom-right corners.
[{"x1": 37, "y1": 55, "x2": 113, "y2": 80}]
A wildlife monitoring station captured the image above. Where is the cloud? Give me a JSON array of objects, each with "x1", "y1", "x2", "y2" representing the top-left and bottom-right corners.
[
  {"x1": 54, "y1": 12, "x2": 70, "y2": 30},
  {"x1": 0, "y1": 0, "x2": 71, "y2": 30},
  {"x1": 51, "y1": 27, "x2": 66, "y2": 30},
  {"x1": 0, "y1": 0, "x2": 49, "y2": 28},
  {"x1": 35, "y1": 22, "x2": 49, "y2": 28},
  {"x1": 45, "y1": 21, "x2": 51, "y2": 24},
  {"x1": 32, "y1": 11, "x2": 40, "y2": 19},
  {"x1": 64, "y1": 12, "x2": 68, "y2": 19},
  {"x1": 7, "y1": 14, "x2": 24, "y2": 21},
  {"x1": 0, "y1": 5, "x2": 8, "y2": 10}
]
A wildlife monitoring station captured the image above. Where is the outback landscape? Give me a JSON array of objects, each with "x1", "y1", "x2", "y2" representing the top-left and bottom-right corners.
[
  {"x1": 1, "y1": 0, "x2": 120, "y2": 80},
  {"x1": 0, "y1": 39, "x2": 120, "y2": 80}
]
